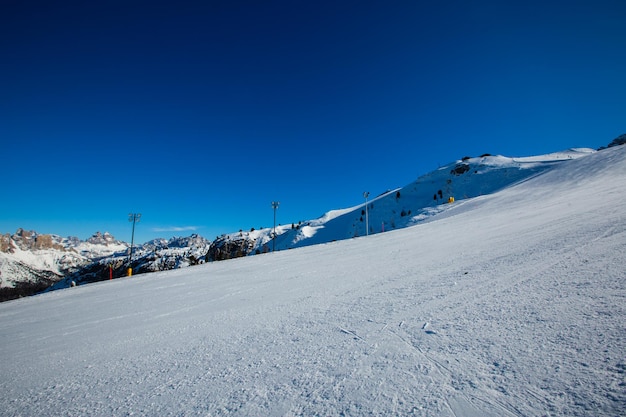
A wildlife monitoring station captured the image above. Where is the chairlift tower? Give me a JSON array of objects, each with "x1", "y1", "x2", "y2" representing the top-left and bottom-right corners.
[
  {"x1": 128, "y1": 213, "x2": 141, "y2": 275},
  {"x1": 271, "y1": 201, "x2": 280, "y2": 251},
  {"x1": 363, "y1": 192, "x2": 370, "y2": 236}
]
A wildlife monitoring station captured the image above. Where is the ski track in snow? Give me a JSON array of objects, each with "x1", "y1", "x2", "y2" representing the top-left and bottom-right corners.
[{"x1": 0, "y1": 147, "x2": 625, "y2": 416}]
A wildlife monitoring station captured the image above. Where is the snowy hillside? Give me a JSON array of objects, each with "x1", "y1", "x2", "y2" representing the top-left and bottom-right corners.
[
  {"x1": 221, "y1": 148, "x2": 596, "y2": 252},
  {"x1": 0, "y1": 145, "x2": 624, "y2": 416},
  {"x1": 4, "y1": 148, "x2": 595, "y2": 300}
]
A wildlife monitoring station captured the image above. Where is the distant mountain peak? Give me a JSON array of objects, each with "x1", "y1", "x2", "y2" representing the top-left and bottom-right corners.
[{"x1": 87, "y1": 231, "x2": 117, "y2": 245}]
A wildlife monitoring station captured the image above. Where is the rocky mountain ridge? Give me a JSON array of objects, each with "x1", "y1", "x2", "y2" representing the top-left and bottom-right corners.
[{"x1": 0, "y1": 230, "x2": 129, "y2": 301}]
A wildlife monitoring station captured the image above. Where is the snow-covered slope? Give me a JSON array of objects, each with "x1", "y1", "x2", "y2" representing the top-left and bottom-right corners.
[
  {"x1": 0, "y1": 148, "x2": 598, "y2": 298},
  {"x1": 244, "y1": 148, "x2": 596, "y2": 251},
  {"x1": 0, "y1": 145, "x2": 624, "y2": 416}
]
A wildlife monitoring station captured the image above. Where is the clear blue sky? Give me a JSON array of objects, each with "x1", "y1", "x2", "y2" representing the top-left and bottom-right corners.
[{"x1": 1, "y1": 0, "x2": 625, "y2": 244}]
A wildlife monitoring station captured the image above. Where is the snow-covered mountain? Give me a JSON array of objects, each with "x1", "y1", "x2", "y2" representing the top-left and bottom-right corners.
[
  {"x1": 0, "y1": 144, "x2": 623, "y2": 416},
  {"x1": 206, "y1": 148, "x2": 596, "y2": 255},
  {"x1": 0, "y1": 230, "x2": 218, "y2": 301},
  {"x1": 46, "y1": 234, "x2": 214, "y2": 292},
  {"x1": 47, "y1": 148, "x2": 597, "y2": 290},
  {"x1": 0, "y1": 147, "x2": 605, "y2": 301},
  {"x1": 0, "y1": 230, "x2": 128, "y2": 301}
]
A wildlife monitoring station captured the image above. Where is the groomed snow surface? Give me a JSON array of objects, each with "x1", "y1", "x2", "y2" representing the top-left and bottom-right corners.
[{"x1": 1, "y1": 146, "x2": 625, "y2": 416}]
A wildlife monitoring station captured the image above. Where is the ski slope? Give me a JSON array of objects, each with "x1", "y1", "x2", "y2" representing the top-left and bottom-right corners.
[
  {"x1": 0, "y1": 146, "x2": 624, "y2": 416},
  {"x1": 267, "y1": 148, "x2": 595, "y2": 251}
]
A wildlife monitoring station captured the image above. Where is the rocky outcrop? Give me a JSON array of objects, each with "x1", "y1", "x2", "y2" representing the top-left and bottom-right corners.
[
  {"x1": 205, "y1": 235, "x2": 256, "y2": 262},
  {"x1": 598, "y1": 134, "x2": 626, "y2": 150},
  {"x1": 450, "y1": 163, "x2": 471, "y2": 176}
]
